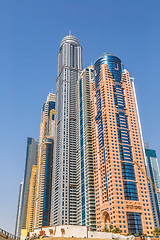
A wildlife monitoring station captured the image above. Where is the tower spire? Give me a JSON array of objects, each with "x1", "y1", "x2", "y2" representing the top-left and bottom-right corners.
[{"x1": 69, "y1": 29, "x2": 71, "y2": 35}]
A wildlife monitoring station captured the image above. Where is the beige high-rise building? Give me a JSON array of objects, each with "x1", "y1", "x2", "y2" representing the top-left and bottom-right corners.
[
  {"x1": 26, "y1": 165, "x2": 37, "y2": 232},
  {"x1": 90, "y1": 53, "x2": 154, "y2": 235}
]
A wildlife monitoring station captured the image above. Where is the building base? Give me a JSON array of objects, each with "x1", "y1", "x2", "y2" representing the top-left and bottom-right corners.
[{"x1": 21, "y1": 225, "x2": 134, "y2": 240}]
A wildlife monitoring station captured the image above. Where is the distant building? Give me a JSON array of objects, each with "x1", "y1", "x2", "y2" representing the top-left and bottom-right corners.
[
  {"x1": 51, "y1": 34, "x2": 82, "y2": 226},
  {"x1": 34, "y1": 93, "x2": 55, "y2": 229},
  {"x1": 20, "y1": 138, "x2": 39, "y2": 231},
  {"x1": 15, "y1": 180, "x2": 24, "y2": 237},
  {"x1": 145, "y1": 144, "x2": 160, "y2": 227},
  {"x1": 90, "y1": 53, "x2": 154, "y2": 234},
  {"x1": 77, "y1": 66, "x2": 96, "y2": 230}
]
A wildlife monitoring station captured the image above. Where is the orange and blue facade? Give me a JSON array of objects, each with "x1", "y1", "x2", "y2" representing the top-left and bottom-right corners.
[
  {"x1": 34, "y1": 93, "x2": 56, "y2": 229},
  {"x1": 90, "y1": 53, "x2": 154, "y2": 234}
]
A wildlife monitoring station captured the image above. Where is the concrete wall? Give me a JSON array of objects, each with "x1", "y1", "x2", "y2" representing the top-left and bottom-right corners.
[
  {"x1": 54, "y1": 225, "x2": 87, "y2": 238},
  {"x1": 88, "y1": 231, "x2": 113, "y2": 239},
  {"x1": 30, "y1": 225, "x2": 87, "y2": 238}
]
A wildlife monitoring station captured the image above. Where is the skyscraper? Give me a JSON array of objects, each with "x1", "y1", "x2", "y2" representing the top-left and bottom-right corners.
[
  {"x1": 145, "y1": 145, "x2": 160, "y2": 227},
  {"x1": 77, "y1": 66, "x2": 96, "y2": 230},
  {"x1": 90, "y1": 53, "x2": 154, "y2": 234},
  {"x1": 15, "y1": 180, "x2": 24, "y2": 237},
  {"x1": 51, "y1": 34, "x2": 82, "y2": 225},
  {"x1": 20, "y1": 138, "x2": 39, "y2": 231},
  {"x1": 34, "y1": 93, "x2": 55, "y2": 229},
  {"x1": 26, "y1": 165, "x2": 37, "y2": 232}
]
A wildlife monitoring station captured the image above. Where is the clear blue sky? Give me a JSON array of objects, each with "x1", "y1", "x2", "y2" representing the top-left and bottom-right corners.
[{"x1": 0, "y1": 0, "x2": 160, "y2": 234}]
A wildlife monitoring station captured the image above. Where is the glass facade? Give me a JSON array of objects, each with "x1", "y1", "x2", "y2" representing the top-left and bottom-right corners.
[
  {"x1": 42, "y1": 139, "x2": 53, "y2": 226},
  {"x1": 145, "y1": 148, "x2": 160, "y2": 227},
  {"x1": 127, "y1": 212, "x2": 143, "y2": 234}
]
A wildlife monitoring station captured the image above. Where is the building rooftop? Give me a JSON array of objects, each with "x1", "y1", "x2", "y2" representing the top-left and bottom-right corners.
[
  {"x1": 100, "y1": 52, "x2": 115, "y2": 57},
  {"x1": 60, "y1": 34, "x2": 80, "y2": 47},
  {"x1": 47, "y1": 92, "x2": 56, "y2": 102},
  {"x1": 95, "y1": 52, "x2": 121, "y2": 65}
]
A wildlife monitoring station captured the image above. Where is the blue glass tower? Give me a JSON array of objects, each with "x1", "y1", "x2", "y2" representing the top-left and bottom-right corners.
[{"x1": 145, "y1": 146, "x2": 160, "y2": 227}]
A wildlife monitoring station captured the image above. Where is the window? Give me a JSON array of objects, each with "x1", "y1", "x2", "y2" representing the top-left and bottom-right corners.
[{"x1": 127, "y1": 212, "x2": 142, "y2": 234}]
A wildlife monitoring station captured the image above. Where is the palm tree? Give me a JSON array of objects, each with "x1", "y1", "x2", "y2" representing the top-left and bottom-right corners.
[
  {"x1": 153, "y1": 227, "x2": 160, "y2": 237},
  {"x1": 113, "y1": 227, "x2": 121, "y2": 233},
  {"x1": 103, "y1": 227, "x2": 109, "y2": 232},
  {"x1": 104, "y1": 224, "x2": 121, "y2": 234},
  {"x1": 109, "y1": 225, "x2": 114, "y2": 232}
]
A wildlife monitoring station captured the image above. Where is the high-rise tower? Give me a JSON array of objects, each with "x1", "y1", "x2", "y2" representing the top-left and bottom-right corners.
[
  {"x1": 90, "y1": 53, "x2": 154, "y2": 234},
  {"x1": 34, "y1": 93, "x2": 55, "y2": 229},
  {"x1": 77, "y1": 66, "x2": 96, "y2": 230},
  {"x1": 145, "y1": 145, "x2": 160, "y2": 227},
  {"x1": 26, "y1": 165, "x2": 37, "y2": 232},
  {"x1": 51, "y1": 34, "x2": 82, "y2": 225},
  {"x1": 15, "y1": 180, "x2": 24, "y2": 237},
  {"x1": 20, "y1": 138, "x2": 39, "y2": 231}
]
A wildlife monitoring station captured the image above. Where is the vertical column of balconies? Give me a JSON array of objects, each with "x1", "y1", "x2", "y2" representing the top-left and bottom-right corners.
[
  {"x1": 122, "y1": 71, "x2": 154, "y2": 235},
  {"x1": 84, "y1": 68, "x2": 96, "y2": 230},
  {"x1": 77, "y1": 67, "x2": 96, "y2": 230},
  {"x1": 98, "y1": 62, "x2": 125, "y2": 232}
]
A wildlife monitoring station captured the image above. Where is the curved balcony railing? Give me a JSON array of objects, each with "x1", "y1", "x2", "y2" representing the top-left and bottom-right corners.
[{"x1": 0, "y1": 228, "x2": 20, "y2": 240}]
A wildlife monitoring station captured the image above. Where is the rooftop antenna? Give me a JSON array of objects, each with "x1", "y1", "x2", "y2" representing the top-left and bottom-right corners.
[
  {"x1": 69, "y1": 30, "x2": 71, "y2": 35},
  {"x1": 51, "y1": 88, "x2": 53, "y2": 93}
]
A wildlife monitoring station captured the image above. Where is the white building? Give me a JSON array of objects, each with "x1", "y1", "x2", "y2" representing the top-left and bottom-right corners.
[
  {"x1": 51, "y1": 34, "x2": 82, "y2": 225},
  {"x1": 15, "y1": 181, "x2": 24, "y2": 237}
]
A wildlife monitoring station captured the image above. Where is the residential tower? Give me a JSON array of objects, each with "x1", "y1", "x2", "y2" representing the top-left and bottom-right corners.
[
  {"x1": 77, "y1": 66, "x2": 96, "y2": 230},
  {"x1": 34, "y1": 93, "x2": 55, "y2": 229},
  {"x1": 90, "y1": 53, "x2": 154, "y2": 234},
  {"x1": 51, "y1": 34, "x2": 82, "y2": 225},
  {"x1": 20, "y1": 138, "x2": 39, "y2": 231}
]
